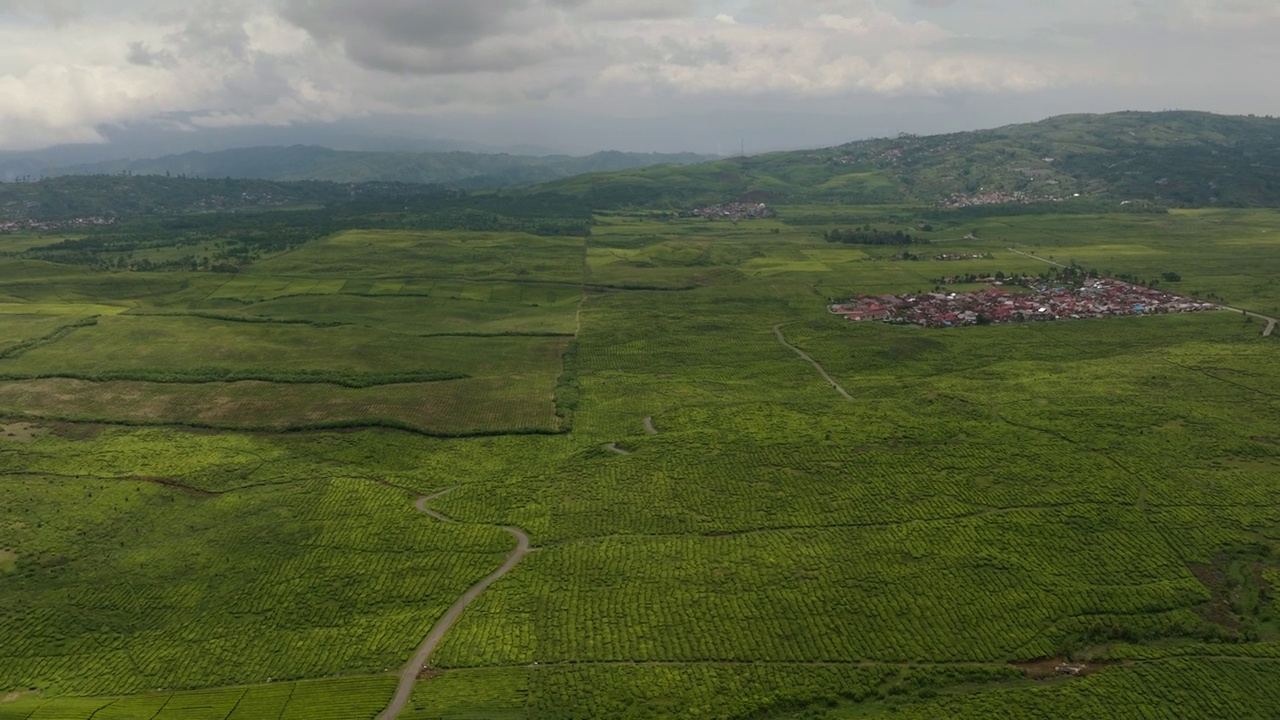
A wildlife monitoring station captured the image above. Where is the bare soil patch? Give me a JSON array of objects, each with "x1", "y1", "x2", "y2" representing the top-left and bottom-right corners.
[
  {"x1": 1190, "y1": 559, "x2": 1240, "y2": 630},
  {"x1": 0, "y1": 422, "x2": 47, "y2": 442},
  {"x1": 47, "y1": 420, "x2": 106, "y2": 441},
  {"x1": 1014, "y1": 657, "x2": 1116, "y2": 680}
]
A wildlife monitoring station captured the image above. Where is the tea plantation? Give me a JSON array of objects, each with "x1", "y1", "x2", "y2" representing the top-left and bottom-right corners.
[{"x1": 2, "y1": 208, "x2": 1279, "y2": 718}]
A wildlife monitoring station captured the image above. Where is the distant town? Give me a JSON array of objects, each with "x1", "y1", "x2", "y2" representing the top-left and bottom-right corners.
[
  {"x1": 0, "y1": 216, "x2": 116, "y2": 232},
  {"x1": 831, "y1": 277, "x2": 1221, "y2": 328},
  {"x1": 938, "y1": 190, "x2": 1076, "y2": 209}
]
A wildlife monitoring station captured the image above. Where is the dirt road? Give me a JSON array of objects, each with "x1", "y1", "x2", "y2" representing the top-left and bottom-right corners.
[
  {"x1": 1224, "y1": 308, "x2": 1278, "y2": 337},
  {"x1": 375, "y1": 491, "x2": 533, "y2": 720},
  {"x1": 773, "y1": 324, "x2": 853, "y2": 401}
]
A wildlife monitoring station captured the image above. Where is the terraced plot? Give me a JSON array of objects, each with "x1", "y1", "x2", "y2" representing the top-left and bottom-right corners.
[
  {"x1": 0, "y1": 315, "x2": 571, "y2": 434},
  {"x1": 0, "y1": 475, "x2": 512, "y2": 697}
]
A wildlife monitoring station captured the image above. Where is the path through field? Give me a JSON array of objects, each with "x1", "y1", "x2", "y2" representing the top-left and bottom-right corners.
[
  {"x1": 1006, "y1": 247, "x2": 1066, "y2": 268},
  {"x1": 1225, "y1": 308, "x2": 1278, "y2": 337},
  {"x1": 773, "y1": 323, "x2": 853, "y2": 401},
  {"x1": 605, "y1": 442, "x2": 632, "y2": 455},
  {"x1": 1009, "y1": 248, "x2": 1277, "y2": 337},
  {"x1": 376, "y1": 489, "x2": 533, "y2": 720},
  {"x1": 644, "y1": 417, "x2": 658, "y2": 435}
]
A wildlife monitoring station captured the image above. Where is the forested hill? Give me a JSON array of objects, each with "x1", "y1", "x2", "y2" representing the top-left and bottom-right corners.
[
  {"x1": 527, "y1": 111, "x2": 1280, "y2": 209},
  {"x1": 0, "y1": 175, "x2": 597, "y2": 239},
  {"x1": 0, "y1": 176, "x2": 432, "y2": 221},
  {"x1": 30, "y1": 147, "x2": 716, "y2": 187}
]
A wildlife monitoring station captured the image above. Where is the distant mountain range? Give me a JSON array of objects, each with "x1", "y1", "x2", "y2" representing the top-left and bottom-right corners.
[
  {"x1": 529, "y1": 111, "x2": 1280, "y2": 209},
  {"x1": 1, "y1": 146, "x2": 718, "y2": 188},
  {"x1": 5, "y1": 111, "x2": 1278, "y2": 224}
]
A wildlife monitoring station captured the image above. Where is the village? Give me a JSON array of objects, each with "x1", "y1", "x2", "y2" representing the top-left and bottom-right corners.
[
  {"x1": 830, "y1": 277, "x2": 1222, "y2": 327},
  {"x1": 938, "y1": 190, "x2": 1075, "y2": 209},
  {"x1": 678, "y1": 202, "x2": 777, "y2": 221},
  {"x1": 0, "y1": 216, "x2": 116, "y2": 232}
]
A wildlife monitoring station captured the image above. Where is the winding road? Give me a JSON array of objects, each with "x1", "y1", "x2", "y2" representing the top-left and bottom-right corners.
[
  {"x1": 375, "y1": 489, "x2": 533, "y2": 720},
  {"x1": 1225, "y1": 308, "x2": 1277, "y2": 338},
  {"x1": 773, "y1": 323, "x2": 854, "y2": 401},
  {"x1": 1008, "y1": 247, "x2": 1277, "y2": 337}
]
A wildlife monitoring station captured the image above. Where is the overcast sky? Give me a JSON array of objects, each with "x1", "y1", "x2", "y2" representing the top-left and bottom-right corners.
[{"x1": 0, "y1": 0, "x2": 1278, "y2": 154}]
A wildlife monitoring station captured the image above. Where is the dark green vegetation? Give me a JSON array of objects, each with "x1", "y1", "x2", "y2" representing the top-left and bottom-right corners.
[
  {"x1": 38, "y1": 146, "x2": 716, "y2": 188},
  {"x1": 532, "y1": 111, "x2": 1280, "y2": 208},
  {"x1": 2, "y1": 171, "x2": 1280, "y2": 719},
  {"x1": 0, "y1": 178, "x2": 596, "y2": 240}
]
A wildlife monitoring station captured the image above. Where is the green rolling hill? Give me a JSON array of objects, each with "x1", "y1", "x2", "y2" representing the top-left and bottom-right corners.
[
  {"x1": 527, "y1": 111, "x2": 1280, "y2": 209},
  {"x1": 43, "y1": 146, "x2": 717, "y2": 188}
]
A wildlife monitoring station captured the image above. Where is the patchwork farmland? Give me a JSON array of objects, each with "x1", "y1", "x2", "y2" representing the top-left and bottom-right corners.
[{"x1": 2, "y1": 208, "x2": 1280, "y2": 720}]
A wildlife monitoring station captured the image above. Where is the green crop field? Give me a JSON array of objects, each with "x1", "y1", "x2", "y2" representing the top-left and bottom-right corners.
[{"x1": 2, "y1": 205, "x2": 1279, "y2": 719}]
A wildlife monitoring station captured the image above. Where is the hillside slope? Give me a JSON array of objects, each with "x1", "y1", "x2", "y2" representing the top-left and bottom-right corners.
[
  {"x1": 529, "y1": 111, "x2": 1280, "y2": 209},
  {"x1": 43, "y1": 147, "x2": 716, "y2": 188}
]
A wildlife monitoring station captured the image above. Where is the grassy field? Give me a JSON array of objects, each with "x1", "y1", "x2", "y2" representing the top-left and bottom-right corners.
[
  {"x1": 0, "y1": 235, "x2": 578, "y2": 435},
  {"x1": 2, "y1": 209, "x2": 1279, "y2": 718}
]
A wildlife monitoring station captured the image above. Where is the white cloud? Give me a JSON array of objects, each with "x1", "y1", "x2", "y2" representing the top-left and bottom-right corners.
[{"x1": 0, "y1": 0, "x2": 1275, "y2": 151}]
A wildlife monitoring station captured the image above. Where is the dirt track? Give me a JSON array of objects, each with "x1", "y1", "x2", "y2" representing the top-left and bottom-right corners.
[
  {"x1": 644, "y1": 417, "x2": 658, "y2": 435},
  {"x1": 1224, "y1": 307, "x2": 1278, "y2": 337},
  {"x1": 773, "y1": 324, "x2": 853, "y2": 401},
  {"x1": 375, "y1": 489, "x2": 533, "y2": 720}
]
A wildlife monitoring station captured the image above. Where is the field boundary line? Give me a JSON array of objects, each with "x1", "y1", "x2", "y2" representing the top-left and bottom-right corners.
[
  {"x1": 506, "y1": 659, "x2": 1010, "y2": 669},
  {"x1": 773, "y1": 323, "x2": 853, "y2": 401}
]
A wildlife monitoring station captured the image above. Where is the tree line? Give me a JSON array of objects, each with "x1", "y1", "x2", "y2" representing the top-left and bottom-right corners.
[{"x1": 825, "y1": 226, "x2": 931, "y2": 246}]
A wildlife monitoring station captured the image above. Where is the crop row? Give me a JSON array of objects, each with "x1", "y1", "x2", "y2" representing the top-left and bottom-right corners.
[
  {"x1": 882, "y1": 658, "x2": 1280, "y2": 719},
  {"x1": 0, "y1": 476, "x2": 511, "y2": 696},
  {"x1": 433, "y1": 513, "x2": 1207, "y2": 668},
  {"x1": 0, "y1": 376, "x2": 562, "y2": 436},
  {"x1": 402, "y1": 663, "x2": 1022, "y2": 720}
]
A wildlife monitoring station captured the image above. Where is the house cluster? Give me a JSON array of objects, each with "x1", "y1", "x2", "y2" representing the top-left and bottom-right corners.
[
  {"x1": 939, "y1": 191, "x2": 1075, "y2": 209},
  {"x1": 0, "y1": 216, "x2": 116, "y2": 232},
  {"x1": 680, "y1": 203, "x2": 776, "y2": 221},
  {"x1": 829, "y1": 279, "x2": 1221, "y2": 328},
  {"x1": 832, "y1": 147, "x2": 904, "y2": 166},
  {"x1": 185, "y1": 193, "x2": 288, "y2": 212},
  {"x1": 935, "y1": 252, "x2": 989, "y2": 261}
]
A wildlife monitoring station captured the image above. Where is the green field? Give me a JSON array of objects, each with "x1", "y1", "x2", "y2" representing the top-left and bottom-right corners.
[{"x1": 2, "y1": 208, "x2": 1279, "y2": 718}]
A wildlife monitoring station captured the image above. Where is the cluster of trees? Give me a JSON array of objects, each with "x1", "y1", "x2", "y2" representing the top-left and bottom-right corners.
[
  {"x1": 927, "y1": 264, "x2": 1106, "y2": 288},
  {"x1": 825, "y1": 226, "x2": 930, "y2": 245}
]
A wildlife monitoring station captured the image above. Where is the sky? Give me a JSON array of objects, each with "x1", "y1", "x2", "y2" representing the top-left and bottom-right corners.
[{"x1": 0, "y1": 0, "x2": 1278, "y2": 155}]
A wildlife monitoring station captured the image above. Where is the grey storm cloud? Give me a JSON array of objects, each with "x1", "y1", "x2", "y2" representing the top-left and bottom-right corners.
[
  {"x1": 0, "y1": 0, "x2": 1277, "y2": 152},
  {"x1": 279, "y1": 0, "x2": 697, "y2": 74}
]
